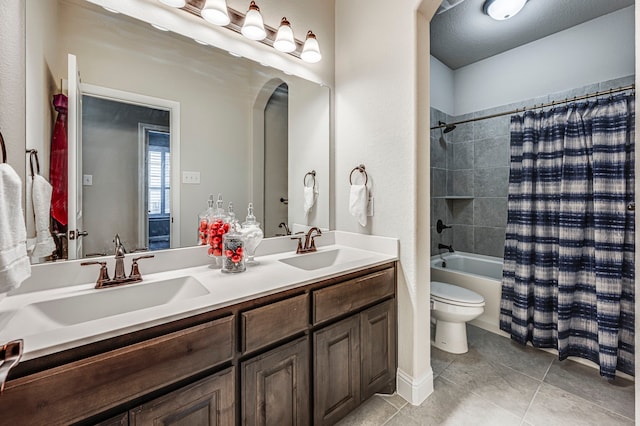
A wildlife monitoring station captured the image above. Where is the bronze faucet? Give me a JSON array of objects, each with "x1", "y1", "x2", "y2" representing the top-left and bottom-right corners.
[
  {"x1": 81, "y1": 234, "x2": 154, "y2": 289},
  {"x1": 292, "y1": 227, "x2": 322, "y2": 254}
]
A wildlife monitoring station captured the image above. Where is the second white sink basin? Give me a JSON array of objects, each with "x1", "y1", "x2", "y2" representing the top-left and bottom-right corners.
[
  {"x1": 1, "y1": 276, "x2": 209, "y2": 337},
  {"x1": 279, "y1": 248, "x2": 370, "y2": 271}
]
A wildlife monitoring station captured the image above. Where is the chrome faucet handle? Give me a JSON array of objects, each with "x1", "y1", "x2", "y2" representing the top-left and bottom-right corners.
[
  {"x1": 291, "y1": 236, "x2": 304, "y2": 254},
  {"x1": 129, "y1": 255, "x2": 155, "y2": 280},
  {"x1": 81, "y1": 261, "x2": 111, "y2": 287}
]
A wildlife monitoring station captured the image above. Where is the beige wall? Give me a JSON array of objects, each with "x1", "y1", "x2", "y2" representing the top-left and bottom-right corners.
[{"x1": 335, "y1": 0, "x2": 439, "y2": 405}]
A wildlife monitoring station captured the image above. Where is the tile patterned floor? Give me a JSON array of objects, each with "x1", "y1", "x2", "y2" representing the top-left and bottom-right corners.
[{"x1": 336, "y1": 325, "x2": 635, "y2": 426}]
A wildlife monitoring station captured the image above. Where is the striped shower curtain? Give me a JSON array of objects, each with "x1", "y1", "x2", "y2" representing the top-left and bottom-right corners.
[{"x1": 500, "y1": 93, "x2": 635, "y2": 379}]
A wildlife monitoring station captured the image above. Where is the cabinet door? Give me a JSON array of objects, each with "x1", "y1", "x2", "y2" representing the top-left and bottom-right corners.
[
  {"x1": 313, "y1": 315, "x2": 361, "y2": 426},
  {"x1": 361, "y1": 300, "x2": 396, "y2": 399},
  {"x1": 129, "y1": 367, "x2": 235, "y2": 426},
  {"x1": 242, "y1": 337, "x2": 310, "y2": 426}
]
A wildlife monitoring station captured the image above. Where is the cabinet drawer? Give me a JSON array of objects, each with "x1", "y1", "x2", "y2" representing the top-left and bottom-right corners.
[
  {"x1": 241, "y1": 293, "x2": 309, "y2": 353},
  {"x1": 0, "y1": 315, "x2": 235, "y2": 425},
  {"x1": 313, "y1": 267, "x2": 395, "y2": 324}
]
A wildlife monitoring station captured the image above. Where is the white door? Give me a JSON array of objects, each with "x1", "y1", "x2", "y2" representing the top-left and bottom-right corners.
[{"x1": 67, "y1": 53, "x2": 85, "y2": 259}]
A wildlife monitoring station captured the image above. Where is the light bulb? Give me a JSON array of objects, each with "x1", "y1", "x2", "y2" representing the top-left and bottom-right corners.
[
  {"x1": 274, "y1": 17, "x2": 296, "y2": 53},
  {"x1": 301, "y1": 31, "x2": 321, "y2": 63},
  {"x1": 201, "y1": 0, "x2": 230, "y2": 26},
  {"x1": 159, "y1": 0, "x2": 186, "y2": 8},
  {"x1": 241, "y1": 1, "x2": 266, "y2": 41}
]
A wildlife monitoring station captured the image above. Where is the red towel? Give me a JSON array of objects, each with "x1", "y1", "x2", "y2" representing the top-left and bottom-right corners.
[{"x1": 50, "y1": 94, "x2": 68, "y2": 226}]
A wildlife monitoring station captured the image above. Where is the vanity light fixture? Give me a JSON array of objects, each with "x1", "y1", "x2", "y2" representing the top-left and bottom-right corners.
[
  {"x1": 274, "y1": 17, "x2": 296, "y2": 53},
  {"x1": 167, "y1": 0, "x2": 322, "y2": 62},
  {"x1": 483, "y1": 0, "x2": 527, "y2": 20},
  {"x1": 201, "y1": 0, "x2": 231, "y2": 26},
  {"x1": 159, "y1": 0, "x2": 186, "y2": 8},
  {"x1": 241, "y1": 1, "x2": 267, "y2": 41},
  {"x1": 301, "y1": 31, "x2": 322, "y2": 63}
]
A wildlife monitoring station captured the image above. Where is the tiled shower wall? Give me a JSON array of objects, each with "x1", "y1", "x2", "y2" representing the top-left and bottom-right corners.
[{"x1": 430, "y1": 75, "x2": 635, "y2": 258}]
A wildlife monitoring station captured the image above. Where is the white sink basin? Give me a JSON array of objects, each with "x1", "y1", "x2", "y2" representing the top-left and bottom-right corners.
[
  {"x1": 0, "y1": 276, "x2": 209, "y2": 337},
  {"x1": 279, "y1": 248, "x2": 370, "y2": 271}
]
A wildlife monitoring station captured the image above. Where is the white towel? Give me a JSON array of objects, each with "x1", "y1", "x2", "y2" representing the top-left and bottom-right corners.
[
  {"x1": 0, "y1": 164, "x2": 31, "y2": 295},
  {"x1": 304, "y1": 185, "x2": 318, "y2": 216},
  {"x1": 28, "y1": 175, "x2": 56, "y2": 259},
  {"x1": 349, "y1": 184, "x2": 368, "y2": 227}
]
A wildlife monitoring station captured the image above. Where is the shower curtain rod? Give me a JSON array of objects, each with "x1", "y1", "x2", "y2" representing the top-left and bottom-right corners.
[{"x1": 430, "y1": 83, "x2": 635, "y2": 131}]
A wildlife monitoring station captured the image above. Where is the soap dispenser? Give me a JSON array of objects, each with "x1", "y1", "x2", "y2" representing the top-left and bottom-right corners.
[
  {"x1": 222, "y1": 202, "x2": 246, "y2": 273},
  {"x1": 197, "y1": 194, "x2": 215, "y2": 246},
  {"x1": 241, "y1": 202, "x2": 264, "y2": 264},
  {"x1": 207, "y1": 193, "x2": 230, "y2": 260}
]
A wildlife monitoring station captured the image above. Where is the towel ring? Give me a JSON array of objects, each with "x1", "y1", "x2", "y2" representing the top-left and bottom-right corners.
[
  {"x1": 0, "y1": 131, "x2": 6, "y2": 164},
  {"x1": 27, "y1": 149, "x2": 40, "y2": 177},
  {"x1": 349, "y1": 164, "x2": 368, "y2": 186},
  {"x1": 304, "y1": 170, "x2": 316, "y2": 188}
]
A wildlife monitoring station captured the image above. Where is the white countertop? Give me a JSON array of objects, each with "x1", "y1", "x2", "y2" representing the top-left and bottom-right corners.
[{"x1": 0, "y1": 231, "x2": 397, "y2": 362}]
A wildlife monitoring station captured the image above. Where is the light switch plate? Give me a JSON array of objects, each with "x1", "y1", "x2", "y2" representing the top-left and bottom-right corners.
[
  {"x1": 83, "y1": 174, "x2": 93, "y2": 186},
  {"x1": 182, "y1": 171, "x2": 201, "y2": 184}
]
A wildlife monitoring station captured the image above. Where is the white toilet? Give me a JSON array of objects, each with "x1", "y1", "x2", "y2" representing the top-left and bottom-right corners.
[{"x1": 430, "y1": 281, "x2": 485, "y2": 354}]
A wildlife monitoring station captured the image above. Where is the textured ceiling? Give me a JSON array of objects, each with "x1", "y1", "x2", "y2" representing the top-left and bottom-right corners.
[{"x1": 431, "y1": 0, "x2": 635, "y2": 69}]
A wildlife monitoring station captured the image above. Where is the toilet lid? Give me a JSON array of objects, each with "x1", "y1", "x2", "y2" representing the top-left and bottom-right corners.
[{"x1": 431, "y1": 281, "x2": 484, "y2": 305}]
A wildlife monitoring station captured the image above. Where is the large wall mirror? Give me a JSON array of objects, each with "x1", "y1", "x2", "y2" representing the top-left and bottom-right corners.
[{"x1": 24, "y1": 0, "x2": 330, "y2": 262}]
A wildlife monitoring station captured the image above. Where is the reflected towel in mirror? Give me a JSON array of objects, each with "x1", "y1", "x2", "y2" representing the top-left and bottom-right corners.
[
  {"x1": 304, "y1": 185, "x2": 318, "y2": 216},
  {"x1": 0, "y1": 164, "x2": 31, "y2": 295},
  {"x1": 28, "y1": 174, "x2": 56, "y2": 259}
]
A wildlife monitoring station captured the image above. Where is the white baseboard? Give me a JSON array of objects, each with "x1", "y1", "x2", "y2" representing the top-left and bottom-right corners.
[{"x1": 396, "y1": 368, "x2": 434, "y2": 406}]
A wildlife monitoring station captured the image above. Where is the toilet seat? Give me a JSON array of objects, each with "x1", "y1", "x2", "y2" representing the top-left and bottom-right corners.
[{"x1": 431, "y1": 281, "x2": 484, "y2": 307}]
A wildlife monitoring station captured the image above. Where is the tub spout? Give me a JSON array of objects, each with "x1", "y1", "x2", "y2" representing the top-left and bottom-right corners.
[{"x1": 438, "y1": 243, "x2": 454, "y2": 253}]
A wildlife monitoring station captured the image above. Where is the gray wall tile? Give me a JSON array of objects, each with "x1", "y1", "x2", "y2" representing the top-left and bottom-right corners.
[
  {"x1": 450, "y1": 198, "x2": 473, "y2": 225},
  {"x1": 431, "y1": 136, "x2": 447, "y2": 169},
  {"x1": 475, "y1": 136, "x2": 510, "y2": 168},
  {"x1": 475, "y1": 167, "x2": 509, "y2": 197},
  {"x1": 450, "y1": 122, "x2": 473, "y2": 143},
  {"x1": 431, "y1": 168, "x2": 446, "y2": 197},
  {"x1": 447, "y1": 169, "x2": 474, "y2": 196},
  {"x1": 474, "y1": 198, "x2": 508, "y2": 228},
  {"x1": 474, "y1": 227, "x2": 506, "y2": 257},
  {"x1": 452, "y1": 225, "x2": 473, "y2": 252},
  {"x1": 448, "y1": 142, "x2": 473, "y2": 170},
  {"x1": 473, "y1": 116, "x2": 509, "y2": 140}
]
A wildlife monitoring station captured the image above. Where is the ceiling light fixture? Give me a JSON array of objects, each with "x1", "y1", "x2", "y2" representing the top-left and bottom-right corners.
[
  {"x1": 241, "y1": 1, "x2": 266, "y2": 41},
  {"x1": 159, "y1": 0, "x2": 186, "y2": 8},
  {"x1": 273, "y1": 17, "x2": 296, "y2": 53},
  {"x1": 201, "y1": 0, "x2": 230, "y2": 26},
  {"x1": 483, "y1": 0, "x2": 527, "y2": 20},
  {"x1": 301, "y1": 31, "x2": 321, "y2": 63}
]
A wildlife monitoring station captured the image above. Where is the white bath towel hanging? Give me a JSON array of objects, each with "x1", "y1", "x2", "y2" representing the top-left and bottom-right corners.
[
  {"x1": 0, "y1": 163, "x2": 31, "y2": 296},
  {"x1": 349, "y1": 184, "x2": 368, "y2": 227},
  {"x1": 304, "y1": 185, "x2": 318, "y2": 216},
  {"x1": 28, "y1": 174, "x2": 56, "y2": 259}
]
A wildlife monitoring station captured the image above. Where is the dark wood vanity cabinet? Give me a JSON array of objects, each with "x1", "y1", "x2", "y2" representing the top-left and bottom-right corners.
[
  {"x1": 313, "y1": 299, "x2": 396, "y2": 426},
  {"x1": 130, "y1": 367, "x2": 235, "y2": 426},
  {"x1": 241, "y1": 337, "x2": 310, "y2": 425},
  {"x1": 0, "y1": 262, "x2": 396, "y2": 426}
]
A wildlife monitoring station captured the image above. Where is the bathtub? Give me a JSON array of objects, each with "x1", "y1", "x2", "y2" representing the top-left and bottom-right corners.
[{"x1": 430, "y1": 252, "x2": 504, "y2": 334}]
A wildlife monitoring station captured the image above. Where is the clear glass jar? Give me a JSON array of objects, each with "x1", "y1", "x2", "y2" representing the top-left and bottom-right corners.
[
  {"x1": 197, "y1": 194, "x2": 215, "y2": 246},
  {"x1": 207, "y1": 194, "x2": 229, "y2": 260},
  {"x1": 222, "y1": 206, "x2": 245, "y2": 273},
  {"x1": 241, "y1": 202, "x2": 264, "y2": 264}
]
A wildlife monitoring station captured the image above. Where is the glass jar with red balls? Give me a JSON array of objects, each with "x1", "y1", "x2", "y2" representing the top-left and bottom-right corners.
[
  {"x1": 221, "y1": 222, "x2": 245, "y2": 273},
  {"x1": 207, "y1": 194, "x2": 230, "y2": 263}
]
